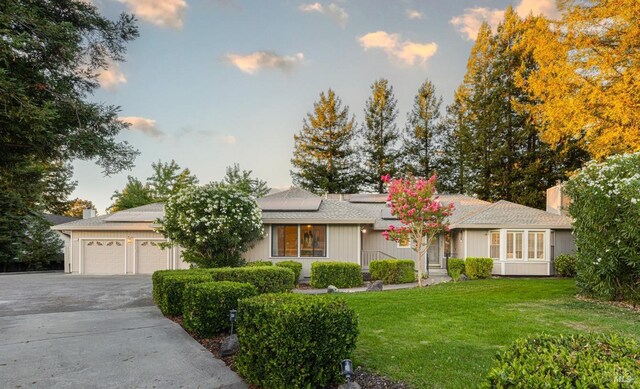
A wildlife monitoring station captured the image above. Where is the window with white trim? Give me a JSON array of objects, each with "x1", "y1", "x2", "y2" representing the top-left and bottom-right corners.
[
  {"x1": 271, "y1": 224, "x2": 327, "y2": 257},
  {"x1": 489, "y1": 231, "x2": 500, "y2": 259},
  {"x1": 528, "y1": 231, "x2": 545, "y2": 260},
  {"x1": 506, "y1": 231, "x2": 523, "y2": 259}
]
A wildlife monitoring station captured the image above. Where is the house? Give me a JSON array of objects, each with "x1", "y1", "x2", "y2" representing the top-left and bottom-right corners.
[{"x1": 52, "y1": 187, "x2": 575, "y2": 277}]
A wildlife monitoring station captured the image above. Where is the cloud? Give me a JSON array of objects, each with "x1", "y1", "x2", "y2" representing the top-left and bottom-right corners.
[
  {"x1": 406, "y1": 10, "x2": 423, "y2": 20},
  {"x1": 224, "y1": 51, "x2": 305, "y2": 74},
  {"x1": 450, "y1": 0, "x2": 559, "y2": 40},
  {"x1": 358, "y1": 31, "x2": 437, "y2": 66},
  {"x1": 119, "y1": 116, "x2": 165, "y2": 138},
  {"x1": 218, "y1": 135, "x2": 237, "y2": 144},
  {"x1": 97, "y1": 61, "x2": 127, "y2": 90},
  {"x1": 299, "y1": 2, "x2": 348, "y2": 27},
  {"x1": 117, "y1": 0, "x2": 187, "y2": 29}
]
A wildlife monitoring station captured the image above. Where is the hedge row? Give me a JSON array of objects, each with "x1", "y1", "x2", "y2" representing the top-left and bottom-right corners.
[
  {"x1": 158, "y1": 272, "x2": 213, "y2": 316},
  {"x1": 208, "y1": 266, "x2": 295, "y2": 294},
  {"x1": 465, "y1": 257, "x2": 493, "y2": 279},
  {"x1": 183, "y1": 281, "x2": 258, "y2": 337},
  {"x1": 369, "y1": 259, "x2": 416, "y2": 284},
  {"x1": 244, "y1": 260, "x2": 273, "y2": 267},
  {"x1": 275, "y1": 261, "x2": 303, "y2": 285},
  {"x1": 310, "y1": 262, "x2": 362, "y2": 288},
  {"x1": 484, "y1": 333, "x2": 640, "y2": 387},
  {"x1": 236, "y1": 293, "x2": 358, "y2": 389}
]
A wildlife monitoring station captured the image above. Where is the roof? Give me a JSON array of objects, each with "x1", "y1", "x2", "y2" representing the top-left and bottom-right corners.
[
  {"x1": 43, "y1": 214, "x2": 80, "y2": 226},
  {"x1": 52, "y1": 188, "x2": 572, "y2": 231}
]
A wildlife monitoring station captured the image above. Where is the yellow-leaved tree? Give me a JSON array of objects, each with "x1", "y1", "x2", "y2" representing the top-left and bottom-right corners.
[{"x1": 519, "y1": 0, "x2": 640, "y2": 160}]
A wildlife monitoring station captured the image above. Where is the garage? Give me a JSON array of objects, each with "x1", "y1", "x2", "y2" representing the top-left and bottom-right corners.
[
  {"x1": 135, "y1": 239, "x2": 169, "y2": 274},
  {"x1": 81, "y1": 239, "x2": 126, "y2": 275}
]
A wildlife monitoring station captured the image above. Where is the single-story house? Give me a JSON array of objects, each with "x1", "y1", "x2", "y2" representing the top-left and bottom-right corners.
[{"x1": 52, "y1": 186, "x2": 575, "y2": 277}]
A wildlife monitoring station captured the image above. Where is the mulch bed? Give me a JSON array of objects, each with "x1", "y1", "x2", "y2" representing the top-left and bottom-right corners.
[
  {"x1": 575, "y1": 294, "x2": 640, "y2": 312},
  {"x1": 168, "y1": 316, "x2": 411, "y2": 389}
]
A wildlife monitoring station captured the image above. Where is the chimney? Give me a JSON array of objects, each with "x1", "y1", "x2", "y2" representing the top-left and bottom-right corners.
[
  {"x1": 83, "y1": 208, "x2": 97, "y2": 219},
  {"x1": 546, "y1": 184, "x2": 570, "y2": 216}
]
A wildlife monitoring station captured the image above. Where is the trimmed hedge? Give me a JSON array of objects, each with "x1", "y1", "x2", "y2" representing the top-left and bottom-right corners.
[
  {"x1": 158, "y1": 272, "x2": 212, "y2": 316},
  {"x1": 555, "y1": 254, "x2": 577, "y2": 278},
  {"x1": 369, "y1": 259, "x2": 416, "y2": 284},
  {"x1": 245, "y1": 260, "x2": 273, "y2": 267},
  {"x1": 465, "y1": 257, "x2": 494, "y2": 279},
  {"x1": 310, "y1": 262, "x2": 363, "y2": 288},
  {"x1": 182, "y1": 281, "x2": 258, "y2": 337},
  {"x1": 152, "y1": 269, "x2": 208, "y2": 305},
  {"x1": 208, "y1": 266, "x2": 295, "y2": 294},
  {"x1": 275, "y1": 260, "x2": 303, "y2": 285},
  {"x1": 484, "y1": 333, "x2": 640, "y2": 387},
  {"x1": 236, "y1": 293, "x2": 358, "y2": 389},
  {"x1": 447, "y1": 258, "x2": 465, "y2": 281}
]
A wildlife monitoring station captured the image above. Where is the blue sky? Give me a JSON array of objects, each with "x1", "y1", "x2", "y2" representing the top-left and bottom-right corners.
[{"x1": 77, "y1": 0, "x2": 558, "y2": 213}]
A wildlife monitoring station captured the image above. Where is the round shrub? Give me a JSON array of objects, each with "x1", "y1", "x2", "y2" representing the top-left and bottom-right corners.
[
  {"x1": 310, "y1": 261, "x2": 363, "y2": 288},
  {"x1": 207, "y1": 266, "x2": 295, "y2": 294},
  {"x1": 447, "y1": 258, "x2": 465, "y2": 281},
  {"x1": 244, "y1": 260, "x2": 273, "y2": 267},
  {"x1": 465, "y1": 257, "x2": 493, "y2": 279},
  {"x1": 484, "y1": 333, "x2": 640, "y2": 387},
  {"x1": 275, "y1": 260, "x2": 303, "y2": 285},
  {"x1": 369, "y1": 259, "x2": 416, "y2": 284},
  {"x1": 236, "y1": 293, "x2": 358, "y2": 389},
  {"x1": 158, "y1": 272, "x2": 213, "y2": 316},
  {"x1": 182, "y1": 281, "x2": 258, "y2": 337},
  {"x1": 555, "y1": 254, "x2": 577, "y2": 278}
]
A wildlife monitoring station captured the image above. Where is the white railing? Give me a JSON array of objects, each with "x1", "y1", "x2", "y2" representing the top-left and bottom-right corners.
[{"x1": 360, "y1": 250, "x2": 397, "y2": 271}]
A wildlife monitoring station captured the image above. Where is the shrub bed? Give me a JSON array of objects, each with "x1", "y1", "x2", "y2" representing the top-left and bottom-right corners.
[
  {"x1": 275, "y1": 260, "x2": 303, "y2": 285},
  {"x1": 447, "y1": 258, "x2": 465, "y2": 281},
  {"x1": 465, "y1": 257, "x2": 493, "y2": 279},
  {"x1": 158, "y1": 272, "x2": 212, "y2": 316},
  {"x1": 369, "y1": 259, "x2": 415, "y2": 284},
  {"x1": 310, "y1": 262, "x2": 363, "y2": 288},
  {"x1": 236, "y1": 293, "x2": 358, "y2": 389},
  {"x1": 207, "y1": 266, "x2": 295, "y2": 294},
  {"x1": 182, "y1": 281, "x2": 258, "y2": 337},
  {"x1": 555, "y1": 254, "x2": 577, "y2": 278},
  {"x1": 484, "y1": 333, "x2": 640, "y2": 387},
  {"x1": 244, "y1": 260, "x2": 273, "y2": 267}
]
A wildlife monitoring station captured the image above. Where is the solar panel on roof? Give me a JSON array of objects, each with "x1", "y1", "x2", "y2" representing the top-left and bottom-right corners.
[
  {"x1": 258, "y1": 197, "x2": 322, "y2": 211},
  {"x1": 349, "y1": 194, "x2": 388, "y2": 203}
]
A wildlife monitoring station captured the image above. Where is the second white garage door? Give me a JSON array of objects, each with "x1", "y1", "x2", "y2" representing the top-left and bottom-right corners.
[
  {"x1": 82, "y1": 239, "x2": 126, "y2": 274},
  {"x1": 135, "y1": 240, "x2": 169, "y2": 274}
]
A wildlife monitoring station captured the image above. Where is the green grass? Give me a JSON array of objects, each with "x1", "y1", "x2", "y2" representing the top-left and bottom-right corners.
[{"x1": 339, "y1": 278, "x2": 640, "y2": 388}]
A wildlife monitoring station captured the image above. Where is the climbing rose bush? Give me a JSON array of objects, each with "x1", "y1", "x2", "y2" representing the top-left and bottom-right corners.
[
  {"x1": 564, "y1": 152, "x2": 640, "y2": 302},
  {"x1": 158, "y1": 184, "x2": 264, "y2": 268},
  {"x1": 382, "y1": 174, "x2": 454, "y2": 287}
]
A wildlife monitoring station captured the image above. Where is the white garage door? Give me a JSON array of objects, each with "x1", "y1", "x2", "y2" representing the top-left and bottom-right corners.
[
  {"x1": 135, "y1": 240, "x2": 169, "y2": 274},
  {"x1": 82, "y1": 239, "x2": 126, "y2": 275}
]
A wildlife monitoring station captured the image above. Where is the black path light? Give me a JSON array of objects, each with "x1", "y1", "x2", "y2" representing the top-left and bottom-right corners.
[
  {"x1": 229, "y1": 309, "x2": 237, "y2": 335},
  {"x1": 341, "y1": 359, "x2": 353, "y2": 389}
]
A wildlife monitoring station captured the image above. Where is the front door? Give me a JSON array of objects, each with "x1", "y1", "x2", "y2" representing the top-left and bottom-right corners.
[{"x1": 426, "y1": 235, "x2": 442, "y2": 268}]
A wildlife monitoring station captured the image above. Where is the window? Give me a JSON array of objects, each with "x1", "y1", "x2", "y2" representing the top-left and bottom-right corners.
[
  {"x1": 271, "y1": 225, "x2": 327, "y2": 257},
  {"x1": 397, "y1": 235, "x2": 410, "y2": 248},
  {"x1": 489, "y1": 231, "x2": 500, "y2": 259},
  {"x1": 506, "y1": 231, "x2": 523, "y2": 259},
  {"x1": 528, "y1": 231, "x2": 545, "y2": 260}
]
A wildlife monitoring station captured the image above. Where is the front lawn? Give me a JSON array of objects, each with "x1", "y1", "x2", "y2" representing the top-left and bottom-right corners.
[{"x1": 340, "y1": 278, "x2": 640, "y2": 388}]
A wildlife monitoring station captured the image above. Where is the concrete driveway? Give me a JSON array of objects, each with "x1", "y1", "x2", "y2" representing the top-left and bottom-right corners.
[{"x1": 0, "y1": 273, "x2": 247, "y2": 389}]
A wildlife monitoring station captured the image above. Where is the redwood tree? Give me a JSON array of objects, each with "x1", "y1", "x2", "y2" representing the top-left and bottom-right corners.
[{"x1": 382, "y1": 175, "x2": 454, "y2": 287}]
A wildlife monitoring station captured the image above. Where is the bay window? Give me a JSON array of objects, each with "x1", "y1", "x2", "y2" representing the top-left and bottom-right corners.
[
  {"x1": 271, "y1": 224, "x2": 327, "y2": 257},
  {"x1": 528, "y1": 231, "x2": 545, "y2": 260},
  {"x1": 489, "y1": 231, "x2": 500, "y2": 259},
  {"x1": 506, "y1": 231, "x2": 523, "y2": 260}
]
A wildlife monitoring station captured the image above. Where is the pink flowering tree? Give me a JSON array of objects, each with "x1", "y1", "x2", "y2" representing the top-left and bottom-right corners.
[{"x1": 382, "y1": 174, "x2": 454, "y2": 287}]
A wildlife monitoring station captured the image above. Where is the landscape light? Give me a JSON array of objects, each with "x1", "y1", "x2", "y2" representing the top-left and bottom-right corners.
[
  {"x1": 341, "y1": 359, "x2": 353, "y2": 389},
  {"x1": 229, "y1": 309, "x2": 237, "y2": 335}
]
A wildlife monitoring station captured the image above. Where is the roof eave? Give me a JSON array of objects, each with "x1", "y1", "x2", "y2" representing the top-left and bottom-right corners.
[{"x1": 451, "y1": 224, "x2": 572, "y2": 230}]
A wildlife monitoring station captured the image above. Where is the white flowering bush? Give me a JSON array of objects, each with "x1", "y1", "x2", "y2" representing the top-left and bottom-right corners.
[
  {"x1": 158, "y1": 184, "x2": 264, "y2": 268},
  {"x1": 564, "y1": 152, "x2": 640, "y2": 302}
]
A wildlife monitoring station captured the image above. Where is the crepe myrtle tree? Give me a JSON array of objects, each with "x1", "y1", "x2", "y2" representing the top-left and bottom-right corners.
[
  {"x1": 158, "y1": 183, "x2": 264, "y2": 268},
  {"x1": 382, "y1": 174, "x2": 454, "y2": 287}
]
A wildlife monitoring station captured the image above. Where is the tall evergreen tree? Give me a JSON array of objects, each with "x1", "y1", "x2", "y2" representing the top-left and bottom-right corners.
[
  {"x1": 291, "y1": 89, "x2": 359, "y2": 194},
  {"x1": 221, "y1": 163, "x2": 270, "y2": 198},
  {"x1": 439, "y1": 87, "x2": 474, "y2": 194},
  {"x1": 360, "y1": 79, "x2": 401, "y2": 193},
  {"x1": 400, "y1": 79, "x2": 444, "y2": 179}
]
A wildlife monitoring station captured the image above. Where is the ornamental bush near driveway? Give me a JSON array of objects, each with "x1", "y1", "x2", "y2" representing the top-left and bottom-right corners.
[
  {"x1": 465, "y1": 257, "x2": 493, "y2": 279},
  {"x1": 152, "y1": 269, "x2": 210, "y2": 305},
  {"x1": 310, "y1": 262, "x2": 363, "y2": 288},
  {"x1": 369, "y1": 259, "x2": 416, "y2": 284},
  {"x1": 207, "y1": 266, "x2": 295, "y2": 293},
  {"x1": 182, "y1": 281, "x2": 258, "y2": 337},
  {"x1": 236, "y1": 293, "x2": 358, "y2": 389},
  {"x1": 483, "y1": 333, "x2": 640, "y2": 387},
  {"x1": 275, "y1": 260, "x2": 303, "y2": 285},
  {"x1": 158, "y1": 273, "x2": 213, "y2": 316}
]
